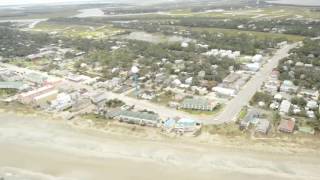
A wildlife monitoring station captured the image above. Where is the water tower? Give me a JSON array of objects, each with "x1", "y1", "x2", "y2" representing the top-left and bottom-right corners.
[{"x1": 131, "y1": 66, "x2": 140, "y2": 97}]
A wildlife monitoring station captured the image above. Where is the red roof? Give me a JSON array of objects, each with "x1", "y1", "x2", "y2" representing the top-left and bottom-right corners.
[{"x1": 278, "y1": 119, "x2": 295, "y2": 133}]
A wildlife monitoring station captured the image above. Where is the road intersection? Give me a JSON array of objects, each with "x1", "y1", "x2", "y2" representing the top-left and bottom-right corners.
[{"x1": 0, "y1": 43, "x2": 299, "y2": 124}]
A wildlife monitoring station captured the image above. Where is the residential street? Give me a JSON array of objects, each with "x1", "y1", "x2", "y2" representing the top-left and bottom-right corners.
[
  {"x1": 0, "y1": 62, "x2": 195, "y2": 120},
  {"x1": 210, "y1": 43, "x2": 300, "y2": 124},
  {"x1": 0, "y1": 43, "x2": 299, "y2": 124}
]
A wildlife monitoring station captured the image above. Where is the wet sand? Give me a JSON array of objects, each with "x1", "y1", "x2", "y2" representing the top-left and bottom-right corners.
[{"x1": 0, "y1": 112, "x2": 320, "y2": 180}]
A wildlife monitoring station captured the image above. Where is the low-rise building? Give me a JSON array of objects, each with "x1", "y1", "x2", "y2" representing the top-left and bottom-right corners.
[
  {"x1": 252, "y1": 54, "x2": 263, "y2": 63},
  {"x1": 240, "y1": 110, "x2": 260, "y2": 130},
  {"x1": 306, "y1": 100, "x2": 318, "y2": 110},
  {"x1": 264, "y1": 79, "x2": 280, "y2": 94},
  {"x1": 246, "y1": 63, "x2": 260, "y2": 72},
  {"x1": 51, "y1": 93, "x2": 73, "y2": 111},
  {"x1": 180, "y1": 98, "x2": 217, "y2": 111},
  {"x1": 118, "y1": 111, "x2": 160, "y2": 127},
  {"x1": 279, "y1": 100, "x2": 291, "y2": 115},
  {"x1": 174, "y1": 118, "x2": 202, "y2": 133},
  {"x1": 212, "y1": 87, "x2": 236, "y2": 97},
  {"x1": 0, "y1": 81, "x2": 27, "y2": 91},
  {"x1": 24, "y1": 72, "x2": 48, "y2": 85},
  {"x1": 280, "y1": 80, "x2": 298, "y2": 93},
  {"x1": 90, "y1": 92, "x2": 108, "y2": 105},
  {"x1": 255, "y1": 119, "x2": 270, "y2": 134},
  {"x1": 33, "y1": 90, "x2": 59, "y2": 107},
  {"x1": 139, "y1": 91, "x2": 156, "y2": 100},
  {"x1": 299, "y1": 89, "x2": 319, "y2": 100},
  {"x1": 278, "y1": 118, "x2": 295, "y2": 133},
  {"x1": 223, "y1": 72, "x2": 241, "y2": 86},
  {"x1": 18, "y1": 85, "x2": 55, "y2": 104}
]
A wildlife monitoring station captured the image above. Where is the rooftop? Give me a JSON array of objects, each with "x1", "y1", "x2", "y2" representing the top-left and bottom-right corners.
[
  {"x1": 278, "y1": 118, "x2": 295, "y2": 133},
  {"x1": 120, "y1": 111, "x2": 160, "y2": 122},
  {"x1": 181, "y1": 98, "x2": 214, "y2": 107},
  {"x1": 0, "y1": 81, "x2": 24, "y2": 90}
]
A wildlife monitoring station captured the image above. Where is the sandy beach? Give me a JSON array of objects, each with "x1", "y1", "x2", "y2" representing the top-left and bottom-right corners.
[{"x1": 0, "y1": 109, "x2": 320, "y2": 180}]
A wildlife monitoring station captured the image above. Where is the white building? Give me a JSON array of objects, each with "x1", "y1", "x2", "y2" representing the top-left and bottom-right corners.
[
  {"x1": 51, "y1": 93, "x2": 73, "y2": 111},
  {"x1": 306, "y1": 100, "x2": 318, "y2": 110},
  {"x1": 280, "y1": 80, "x2": 298, "y2": 93},
  {"x1": 212, "y1": 87, "x2": 236, "y2": 97},
  {"x1": 246, "y1": 63, "x2": 260, "y2": 72},
  {"x1": 252, "y1": 54, "x2": 263, "y2": 62},
  {"x1": 279, "y1": 100, "x2": 291, "y2": 115}
]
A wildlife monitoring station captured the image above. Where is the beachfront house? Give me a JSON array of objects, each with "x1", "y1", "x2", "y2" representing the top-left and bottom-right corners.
[
  {"x1": 32, "y1": 90, "x2": 59, "y2": 107},
  {"x1": 51, "y1": 93, "x2": 73, "y2": 111},
  {"x1": 239, "y1": 110, "x2": 260, "y2": 130},
  {"x1": 174, "y1": 118, "x2": 202, "y2": 133},
  {"x1": 278, "y1": 118, "x2": 296, "y2": 133},
  {"x1": 255, "y1": 119, "x2": 271, "y2": 134},
  {"x1": 18, "y1": 85, "x2": 55, "y2": 104},
  {"x1": 117, "y1": 110, "x2": 160, "y2": 127}
]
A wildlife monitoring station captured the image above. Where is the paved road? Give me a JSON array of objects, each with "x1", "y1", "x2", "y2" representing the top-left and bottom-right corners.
[
  {"x1": 0, "y1": 62, "x2": 194, "y2": 120},
  {"x1": 208, "y1": 43, "x2": 299, "y2": 124},
  {"x1": 0, "y1": 43, "x2": 298, "y2": 124}
]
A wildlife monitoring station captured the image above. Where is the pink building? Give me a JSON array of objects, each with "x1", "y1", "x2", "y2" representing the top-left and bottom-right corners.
[{"x1": 18, "y1": 85, "x2": 54, "y2": 104}]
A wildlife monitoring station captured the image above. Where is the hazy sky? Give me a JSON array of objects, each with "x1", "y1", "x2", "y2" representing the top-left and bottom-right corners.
[{"x1": 0, "y1": 0, "x2": 111, "y2": 6}]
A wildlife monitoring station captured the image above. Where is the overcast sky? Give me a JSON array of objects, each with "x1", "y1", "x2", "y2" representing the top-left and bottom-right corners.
[{"x1": 0, "y1": 0, "x2": 115, "y2": 6}]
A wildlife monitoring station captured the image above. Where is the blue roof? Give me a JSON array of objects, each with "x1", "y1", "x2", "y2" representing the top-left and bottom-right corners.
[
  {"x1": 176, "y1": 118, "x2": 197, "y2": 126},
  {"x1": 164, "y1": 119, "x2": 176, "y2": 128}
]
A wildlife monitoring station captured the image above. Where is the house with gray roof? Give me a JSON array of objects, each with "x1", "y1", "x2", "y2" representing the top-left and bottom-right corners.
[
  {"x1": 255, "y1": 119, "x2": 270, "y2": 134},
  {"x1": 24, "y1": 72, "x2": 48, "y2": 85},
  {"x1": 118, "y1": 110, "x2": 160, "y2": 127},
  {"x1": 0, "y1": 81, "x2": 26, "y2": 91},
  {"x1": 90, "y1": 92, "x2": 108, "y2": 105},
  {"x1": 180, "y1": 98, "x2": 217, "y2": 111},
  {"x1": 240, "y1": 110, "x2": 260, "y2": 130}
]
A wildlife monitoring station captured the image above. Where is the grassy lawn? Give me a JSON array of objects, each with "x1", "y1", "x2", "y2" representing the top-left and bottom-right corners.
[
  {"x1": 151, "y1": 93, "x2": 174, "y2": 106},
  {"x1": 0, "y1": 89, "x2": 18, "y2": 97},
  {"x1": 238, "y1": 107, "x2": 248, "y2": 120}
]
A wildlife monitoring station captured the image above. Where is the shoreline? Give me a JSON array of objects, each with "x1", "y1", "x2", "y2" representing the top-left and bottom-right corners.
[
  {"x1": 0, "y1": 103, "x2": 319, "y2": 154},
  {"x1": 1, "y1": 106, "x2": 320, "y2": 180}
]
